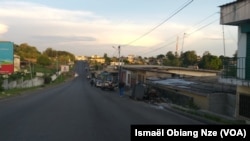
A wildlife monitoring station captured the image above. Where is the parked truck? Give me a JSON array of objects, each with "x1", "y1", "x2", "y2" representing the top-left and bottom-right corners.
[{"x1": 98, "y1": 71, "x2": 118, "y2": 91}]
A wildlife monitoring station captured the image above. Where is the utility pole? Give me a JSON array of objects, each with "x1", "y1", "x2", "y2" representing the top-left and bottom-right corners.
[
  {"x1": 181, "y1": 33, "x2": 186, "y2": 55},
  {"x1": 176, "y1": 36, "x2": 179, "y2": 57},
  {"x1": 112, "y1": 45, "x2": 121, "y2": 83},
  {"x1": 118, "y1": 45, "x2": 121, "y2": 83}
]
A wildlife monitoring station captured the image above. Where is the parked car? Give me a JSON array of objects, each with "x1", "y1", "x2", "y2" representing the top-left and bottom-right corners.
[
  {"x1": 95, "y1": 80, "x2": 103, "y2": 87},
  {"x1": 100, "y1": 81, "x2": 115, "y2": 91}
]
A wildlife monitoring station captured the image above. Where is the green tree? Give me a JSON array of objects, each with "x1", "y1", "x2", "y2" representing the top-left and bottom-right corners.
[
  {"x1": 198, "y1": 52, "x2": 222, "y2": 70},
  {"x1": 43, "y1": 48, "x2": 57, "y2": 58},
  {"x1": 156, "y1": 54, "x2": 165, "y2": 59},
  {"x1": 233, "y1": 50, "x2": 237, "y2": 61},
  {"x1": 57, "y1": 51, "x2": 75, "y2": 62},
  {"x1": 148, "y1": 57, "x2": 157, "y2": 65},
  {"x1": 163, "y1": 51, "x2": 180, "y2": 66},
  {"x1": 103, "y1": 53, "x2": 111, "y2": 65},
  {"x1": 122, "y1": 58, "x2": 129, "y2": 64},
  {"x1": 181, "y1": 50, "x2": 197, "y2": 67},
  {"x1": 135, "y1": 56, "x2": 144, "y2": 64},
  {"x1": 111, "y1": 56, "x2": 118, "y2": 62},
  {"x1": 37, "y1": 55, "x2": 51, "y2": 66},
  {"x1": 166, "y1": 51, "x2": 175, "y2": 60},
  {"x1": 14, "y1": 43, "x2": 41, "y2": 61}
]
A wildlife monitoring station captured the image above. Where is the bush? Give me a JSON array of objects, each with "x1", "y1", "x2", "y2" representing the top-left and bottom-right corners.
[{"x1": 44, "y1": 75, "x2": 52, "y2": 84}]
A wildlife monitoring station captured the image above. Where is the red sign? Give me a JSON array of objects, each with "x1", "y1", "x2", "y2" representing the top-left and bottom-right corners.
[{"x1": 0, "y1": 64, "x2": 14, "y2": 74}]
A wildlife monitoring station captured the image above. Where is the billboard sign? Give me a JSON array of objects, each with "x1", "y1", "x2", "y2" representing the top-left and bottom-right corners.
[
  {"x1": 61, "y1": 65, "x2": 69, "y2": 72},
  {"x1": 0, "y1": 41, "x2": 14, "y2": 74}
]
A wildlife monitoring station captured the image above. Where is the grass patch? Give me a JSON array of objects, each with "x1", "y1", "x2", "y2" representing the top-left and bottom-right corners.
[{"x1": 0, "y1": 86, "x2": 41, "y2": 99}]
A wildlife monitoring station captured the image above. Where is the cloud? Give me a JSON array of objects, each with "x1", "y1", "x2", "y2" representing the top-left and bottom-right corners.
[
  {"x1": 0, "y1": 1, "x2": 237, "y2": 57},
  {"x1": 32, "y1": 35, "x2": 96, "y2": 43},
  {"x1": 0, "y1": 2, "x2": 109, "y2": 47},
  {"x1": 0, "y1": 1, "x2": 165, "y2": 52},
  {"x1": 0, "y1": 24, "x2": 8, "y2": 36},
  {"x1": 0, "y1": 1, "x2": 100, "y2": 22}
]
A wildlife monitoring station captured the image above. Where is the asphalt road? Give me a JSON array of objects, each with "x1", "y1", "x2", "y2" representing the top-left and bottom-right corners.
[{"x1": 0, "y1": 61, "x2": 205, "y2": 141}]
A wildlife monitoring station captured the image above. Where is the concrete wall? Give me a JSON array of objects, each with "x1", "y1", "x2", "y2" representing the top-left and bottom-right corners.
[
  {"x1": 146, "y1": 71, "x2": 172, "y2": 79},
  {"x1": 2, "y1": 77, "x2": 44, "y2": 89},
  {"x1": 208, "y1": 93, "x2": 236, "y2": 117},
  {"x1": 227, "y1": 94, "x2": 236, "y2": 117},
  {"x1": 51, "y1": 74, "x2": 57, "y2": 81},
  {"x1": 2, "y1": 74, "x2": 59, "y2": 90},
  {"x1": 168, "y1": 70, "x2": 217, "y2": 77},
  {"x1": 179, "y1": 90, "x2": 209, "y2": 110},
  {"x1": 148, "y1": 83, "x2": 236, "y2": 117},
  {"x1": 149, "y1": 84, "x2": 207, "y2": 109},
  {"x1": 156, "y1": 87, "x2": 194, "y2": 108},
  {"x1": 236, "y1": 86, "x2": 250, "y2": 120},
  {"x1": 174, "y1": 89, "x2": 236, "y2": 117}
]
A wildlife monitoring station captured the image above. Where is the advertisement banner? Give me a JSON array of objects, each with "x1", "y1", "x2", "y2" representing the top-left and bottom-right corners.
[
  {"x1": 0, "y1": 41, "x2": 14, "y2": 74},
  {"x1": 61, "y1": 65, "x2": 69, "y2": 72}
]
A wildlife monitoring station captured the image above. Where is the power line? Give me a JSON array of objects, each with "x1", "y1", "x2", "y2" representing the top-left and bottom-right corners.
[
  {"x1": 126, "y1": 0, "x2": 250, "y2": 57},
  {"x1": 141, "y1": 40, "x2": 177, "y2": 56},
  {"x1": 135, "y1": 12, "x2": 220, "y2": 56},
  {"x1": 186, "y1": 18, "x2": 219, "y2": 36},
  {"x1": 184, "y1": 0, "x2": 250, "y2": 37},
  {"x1": 139, "y1": 18, "x2": 219, "y2": 56},
  {"x1": 121, "y1": 0, "x2": 194, "y2": 47},
  {"x1": 131, "y1": 12, "x2": 219, "y2": 55},
  {"x1": 136, "y1": 0, "x2": 250, "y2": 56}
]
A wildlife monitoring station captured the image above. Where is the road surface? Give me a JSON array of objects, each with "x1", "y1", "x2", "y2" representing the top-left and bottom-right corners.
[{"x1": 0, "y1": 61, "x2": 205, "y2": 141}]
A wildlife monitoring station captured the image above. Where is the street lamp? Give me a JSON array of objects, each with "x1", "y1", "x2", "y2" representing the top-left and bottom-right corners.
[{"x1": 118, "y1": 45, "x2": 121, "y2": 82}]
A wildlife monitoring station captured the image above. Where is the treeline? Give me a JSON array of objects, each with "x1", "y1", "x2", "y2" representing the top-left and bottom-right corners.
[
  {"x1": 107, "y1": 50, "x2": 237, "y2": 71},
  {"x1": 14, "y1": 43, "x2": 75, "y2": 66},
  {"x1": 152, "y1": 50, "x2": 237, "y2": 70}
]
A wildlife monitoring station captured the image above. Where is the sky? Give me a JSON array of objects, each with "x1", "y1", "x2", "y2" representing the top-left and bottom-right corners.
[{"x1": 0, "y1": 0, "x2": 238, "y2": 58}]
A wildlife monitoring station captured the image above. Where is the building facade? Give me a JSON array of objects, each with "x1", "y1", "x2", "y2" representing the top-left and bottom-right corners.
[
  {"x1": 75, "y1": 55, "x2": 88, "y2": 61},
  {"x1": 14, "y1": 54, "x2": 20, "y2": 72},
  {"x1": 90, "y1": 55, "x2": 105, "y2": 64},
  {"x1": 220, "y1": 0, "x2": 250, "y2": 121}
]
